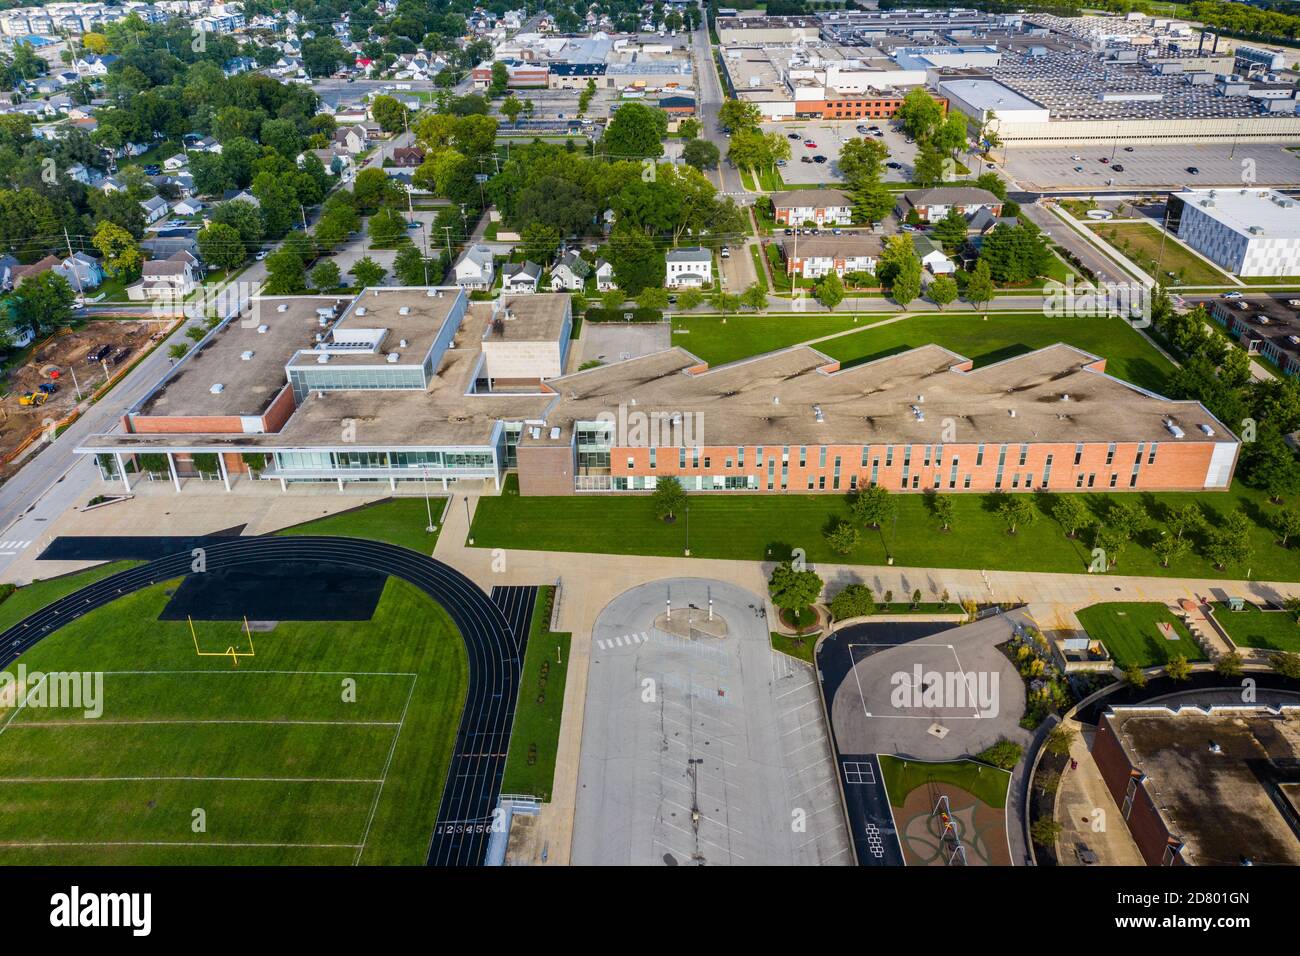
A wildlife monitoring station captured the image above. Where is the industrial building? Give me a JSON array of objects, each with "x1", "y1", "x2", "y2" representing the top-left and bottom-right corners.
[
  {"x1": 1208, "y1": 296, "x2": 1300, "y2": 376},
  {"x1": 1169, "y1": 189, "x2": 1300, "y2": 278},
  {"x1": 76, "y1": 290, "x2": 1240, "y2": 497}
]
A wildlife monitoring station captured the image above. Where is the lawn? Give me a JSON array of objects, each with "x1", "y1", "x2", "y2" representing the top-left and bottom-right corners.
[
  {"x1": 472, "y1": 477, "x2": 1300, "y2": 582},
  {"x1": 277, "y1": 497, "x2": 445, "y2": 554},
  {"x1": 770, "y1": 630, "x2": 820, "y2": 663},
  {"x1": 1075, "y1": 602, "x2": 1206, "y2": 669},
  {"x1": 818, "y1": 312, "x2": 1176, "y2": 394},
  {"x1": 878, "y1": 756, "x2": 1011, "y2": 809},
  {"x1": 670, "y1": 313, "x2": 874, "y2": 366},
  {"x1": 0, "y1": 562, "x2": 139, "y2": 633},
  {"x1": 500, "y1": 586, "x2": 571, "y2": 801},
  {"x1": 1087, "y1": 221, "x2": 1232, "y2": 287},
  {"x1": 1210, "y1": 601, "x2": 1300, "y2": 653},
  {"x1": 0, "y1": 576, "x2": 467, "y2": 865}
]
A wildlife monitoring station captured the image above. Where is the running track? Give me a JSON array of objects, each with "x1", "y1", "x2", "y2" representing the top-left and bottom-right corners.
[{"x1": 0, "y1": 536, "x2": 525, "y2": 867}]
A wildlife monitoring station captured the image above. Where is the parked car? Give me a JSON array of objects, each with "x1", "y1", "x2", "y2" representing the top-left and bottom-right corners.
[
  {"x1": 787, "y1": 132, "x2": 800, "y2": 139},
  {"x1": 1123, "y1": 146, "x2": 1135, "y2": 152},
  {"x1": 1073, "y1": 165, "x2": 1084, "y2": 172},
  {"x1": 1187, "y1": 166, "x2": 1199, "y2": 174},
  {"x1": 255, "y1": 250, "x2": 268, "y2": 260},
  {"x1": 804, "y1": 140, "x2": 817, "y2": 148},
  {"x1": 901, "y1": 223, "x2": 916, "y2": 232},
  {"x1": 886, "y1": 161, "x2": 901, "y2": 169},
  {"x1": 800, "y1": 156, "x2": 813, "y2": 163},
  {"x1": 813, "y1": 155, "x2": 827, "y2": 163},
  {"x1": 1222, "y1": 291, "x2": 1244, "y2": 299},
  {"x1": 720, "y1": 246, "x2": 730, "y2": 258}
]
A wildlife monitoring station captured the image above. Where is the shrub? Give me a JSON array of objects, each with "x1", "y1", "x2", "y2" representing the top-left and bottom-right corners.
[{"x1": 976, "y1": 738, "x2": 1023, "y2": 770}]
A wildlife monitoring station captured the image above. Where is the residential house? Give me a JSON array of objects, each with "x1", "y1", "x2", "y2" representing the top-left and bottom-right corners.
[
  {"x1": 770, "y1": 188, "x2": 854, "y2": 227},
  {"x1": 781, "y1": 235, "x2": 882, "y2": 279},
  {"x1": 173, "y1": 198, "x2": 204, "y2": 217},
  {"x1": 10, "y1": 255, "x2": 62, "y2": 287},
  {"x1": 665, "y1": 247, "x2": 712, "y2": 288},
  {"x1": 391, "y1": 146, "x2": 425, "y2": 168},
  {"x1": 968, "y1": 207, "x2": 1018, "y2": 235},
  {"x1": 56, "y1": 252, "x2": 104, "y2": 291},
  {"x1": 63, "y1": 162, "x2": 91, "y2": 185},
  {"x1": 911, "y1": 234, "x2": 956, "y2": 275},
  {"x1": 222, "y1": 190, "x2": 261, "y2": 209},
  {"x1": 502, "y1": 260, "x2": 541, "y2": 294},
  {"x1": 333, "y1": 124, "x2": 368, "y2": 155},
  {"x1": 224, "y1": 56, "x2": 257, "y2": 77},
  {"x1": 140, "y1": 195, "x2": 169, "y2": 224},
  {"x1": 0, "y1": 254, "x2": 18, "y2": 290},
  {"x1": 132, "y1": 250, "x2": 202, "y2": 300},
  {"x1": 163, "y1": 153, "x2": 189, "y2": 172},
  {"x1": 898, "y1": 187, "x2": 1002, "y2": 224},
  {"x1": 549, "y1": 251, "x2": 590, "y2": 292},
  {"x1": 453, "y1": 244, "x2": 495, "y2": 290},
  {"x1": 594, "y1": 258, "x2": 615, "y2": 292}
]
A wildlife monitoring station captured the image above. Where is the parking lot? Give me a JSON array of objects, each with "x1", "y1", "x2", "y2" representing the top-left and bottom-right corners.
[
  {"x1": 1002, "y1": 142, "x2": 1300, "y2": 191},
  {"x1": 572, "y1": 577, "x2": 851, "y2": 866},
  {"x1": 761, "y1": 120, "x2": 919, "y2": 186}
]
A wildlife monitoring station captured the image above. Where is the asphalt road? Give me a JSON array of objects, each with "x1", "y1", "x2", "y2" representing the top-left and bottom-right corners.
[
  {"x1": 0, "y1": 535, "x2": 523, "y2": 867},
  {"x1": 690, "y1": 19, "x2": 743, "y2": 197}
]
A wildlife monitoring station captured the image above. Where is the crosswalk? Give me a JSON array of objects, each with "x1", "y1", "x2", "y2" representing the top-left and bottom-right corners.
[
  {"x1": 594, "y1": 631, "x2": 649, "y2": 652},
  {"x1": 0, "y1": 540, "x2": 31, "y2": 555}
]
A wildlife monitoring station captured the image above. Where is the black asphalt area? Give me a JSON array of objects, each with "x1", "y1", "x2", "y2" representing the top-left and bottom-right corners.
[
  {"x1": 159, "y1": 561, "x2": 387, "y2": 622},
  {"x1": 38, "y1": 529, "x2": 246, "y2": 562}
]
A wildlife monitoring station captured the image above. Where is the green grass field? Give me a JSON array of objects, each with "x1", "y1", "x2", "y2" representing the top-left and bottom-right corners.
[
  {"x1": 277, "y1": 498, "x2": 445, "y2": 553},
  {"x1": 670, "y1": 313, "x2": 872, "y2": 367},
  {"x1": 818, "y1": 313, "x2": 1176, "y2": 394},
  {"x1": 0, "y1": 576, "x2": 467, "y2": 865},
  {"x1": 1075, "y1": 602, "x2": 1206, "y2": 669},
  {"x1": 770, "y1": 630, "x2": 820, "y2": 663},
  {"x1": 473, "y1": 478, "x2": 1295, "y2": 581},
  {"x1": 500, "y1": 587, "x2": 571, "y2": 801},
  {"x1": 1210, "y1": 601, "x2": 1300, "y2": 653},
  {"x1": 1087, "y1": 221, "x2": 1232, "y2": 287},
  {"x1": 878, "y1": 756, "x2": 1011, "y2": 809}
]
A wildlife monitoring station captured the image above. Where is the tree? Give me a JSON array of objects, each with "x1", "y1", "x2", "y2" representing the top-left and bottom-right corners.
[
  {"x1": 1269, "y1": 651, "x2": 1300, "y2": 680},
  {"x1": 1153, "y1": 533, "x2": 1191, "y2": 568},
  {"x1": 977, "y1": 738, "x2": 1023, "y2": 770},
  {"x1": 682, "y1": 138, "x2": 720, "y2": 170},
  {"x1": 829, "y1": 583, "x2": 875, "y2": 621},
  {"x1": 652, "y1": 476, "x2": 686, "y2": 520},
  {"x1": 768, "y1": 561, "x2": 824, "y2": 618},
  {"x1": 92, "y1": 222, "x2": 143, "y2": 279},
  {"x1": 850, "y1": 485, "x2": 895, "y2": 528},
  {"x1": 1044, "y1": 725, "x2": 1077, "y2": 757},
  {"x1": 302, "y1": 36, "x2": 347, "y2": 78},
  {"x1": 263, "y1": 248, "x2": 307, "y2": 295},
  {"x1": 1205, "y1": 510, "x2": 1253, "y2": 570},
  {"x1": 17, "y1": 270, "x2": 75, "y2": 335},
  {"x1": 1165, "y1": 654, "x2": 1193, "y2": 681},
  {"x1": 1123, "y1": 664, "x2": 1148, "y2": 688},
  {"x1": 351, "y1": 257, "x2": 386, "y2": 288},
  {"x1": 911, "y1": 142, "x2": 945, "y2": 187},
  {"x1": 931, "y1": 494, "x2": 954, "y2": 531},
  {"x1": 488, "y1": 61, "x2": 509, "y2": 97},
  {"x1": 929, "y1": 275, "x2": 957, "y2": 310},
  {"x1": 602, "y1": 102, "x2": 666, "y2": 160},
  {"x1": 895, "y1": 88, "x2": 944, "y2": 141},
  {"x1": 638, "y1": 287, "x2": 670, "y2": 311},
  {"x1": 838, "y1": 137, "x2": 888, "y2": 189},
  {"x1": 1166, "y1": 503, "x2": 1203, "y2": 541},
  {"x1": 931, "y1": 207, "x2": 968, "y2": 253},
  {"x1": 678, "y1": 288, "x2": 704, "y2": 311},
  {"x1": 717, "y1": 99, "x2": 761, "y2": 133},
  {"x1": 815, "y1": 271, "x2": 844, "y2": 310},
  {"x1": 1275, "y1": 509, "x2": 1300, "y2": 547},
  {"x1": 310, "y1": 260, "x2": 341, "y2": 290},
  {"x1": 1030, "y1": 817, "x2": 1063, "y2": 848},
  {"x1": 1214, "y1": 651, "x2": 1245, "y2": 678},
  {"x1": 740, "y1": 283, "x2": 768, "y2": 312},
  {"x1": 371, "y1": 95, "x2": 409, "y2": 134},
  {"x1": 890, "y1": 255, "x2": 921, "y2": 307},
  {"x1": 197, "y1": 222, "x2": 247, "y2": 271},
  {"x1": 1094, "y1": 524, "x2": 1128, "y2": 569},
  {"x1": 678, "y1": 117, "x2": 701, "y2": 140},
  {"x1": 825, "y1": 521, "x2": 860, "y2": 556},
  {"x1": 500, "y1": 95, "x2": 523, "y2": 126},
  {"x1": 393, "y1": 245, "x2": 429, "y2": 286},
  {"x1": 997, "y1": 495, "x2": 1036, "y2": 535},
  {"x1": 966, "y1": 258, "x2": 994, "y2": 309},
  {"x1": 520, "y1": 223, "x2": 561, "y2": 264},
  {"x1": 367, "y1": 207, "x2": 407, "y2": 248}
]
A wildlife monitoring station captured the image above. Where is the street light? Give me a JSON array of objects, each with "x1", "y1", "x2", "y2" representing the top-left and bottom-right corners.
[
  {"x1": 421, "y1": 465, "x2": 436, "y2": 533},
  {"x1": 683, "y1": 500, "x2": 691, "y2": 556}
]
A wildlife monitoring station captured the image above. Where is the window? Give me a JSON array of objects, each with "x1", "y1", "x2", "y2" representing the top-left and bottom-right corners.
[
  {"x1": 1042, "y1": 454, "x2": 1053, "y2": 487},
  {"x1": 799, "y1": 446, "x2": 807, "y2": 467},
  {"x1": 976, "y1": 444, "x2": 984, "y2": 466},
  {"x1": 1076, "y1": 474, "x2": 1085, "y2": 488},
  {"x1": 649, "y1": 448, "x2": 656, "y2": 469},
  {"x1": 1074, "y1": 442, "x2": 1083, "y2": 466},
  {"x1": 1105, "y1": 442, "x2": 1116, "y2": 466},
  {"x1": 885, "y1": 445, "x2": 893, "y2": 467},
  {"x1": 1087, "y1": 473, "x2": 1096, "y2": 488},
  {"x1": 861, "y1": 446, "x2": 869, "y2": 467},
  {"x1": 1148, "y1": 442, "x2": 1158, "y2": 465},
  {"x1": 1109, "y1": 473, "x2": 1118, "y2": 488},
  {"x1": 1018, "y1": 444, "x2": 1028, "y2": 466},
  {"x1": 819, "y1": 447, "x2": 827, "y2": 468},
  {"x1": 703, "y1": 456, "x2": 710, "y2": 469},
  {"x1": 963, "y1": 474, "x2": 971, "y2": 489},
  {"x1": 679, "y1": 448, "x2": 686, "y2": 469}
]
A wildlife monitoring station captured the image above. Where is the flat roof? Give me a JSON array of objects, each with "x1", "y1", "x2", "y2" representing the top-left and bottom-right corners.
[
  {"x1": 1177, "y1": 188, "x2": 1300, "y2": 241},
  {"x1": 938, "y1": 77, "x2": 1046, "y2": 113},
  {"x1": 137, "y1": 295, "x2": 350, "y2": 419},
  {"x1": 529, "y1": 341, "x2": 1236, "y2": 448},
  {"x1": 1105, "y1": 705, "x2": 1300, "y2": 866},
  {"x1": 485, "y1": 294, "x2": 569, "y2": 343},
  {"x1": 286, "y1": 286, "x2": 461, "y2": 370}
]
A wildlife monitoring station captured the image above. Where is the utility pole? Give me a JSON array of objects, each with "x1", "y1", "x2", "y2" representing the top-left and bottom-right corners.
[
  {"x1": 441, "y1": 225, "x2": 453, "y2": 259},
  {"x1": 63, "y1": 227, "x2": 84, "y2": 298}
]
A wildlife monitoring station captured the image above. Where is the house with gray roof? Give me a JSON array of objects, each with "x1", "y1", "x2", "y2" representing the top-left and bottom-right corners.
[{"x1": 665, "y1": 246, "x2": 712, "y2": 288}]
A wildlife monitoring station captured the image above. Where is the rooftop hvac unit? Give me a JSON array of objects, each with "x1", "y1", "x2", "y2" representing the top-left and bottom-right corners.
[
  {"x1": 812, "y1": 404, "x2": 825, "y2": 423},
  {"x1": 1008, "y1": 408, "x2": 1016, "y2": 417},
  {"x1": 386, "y1": 352, "x2": 399, "y2": 363},
  {"x1": 315, "y1": 332, "x2": 324, "y2": 342},
  {"x1": 277, "y1": 303, "x2": 287, "y2": 312},
  {"x1": 318, "y1": 316, "x2": 328, "y2": 327},
  {"x1": 257, "y1": 324, "x2": 268, "y2": 333},
  {"x1": 210, "y1": 383, "x2": 224, "y2": 393},
  {"x1": 240, "y1": 350, "x2": 254, "y2": 361},
  {"x1": 399, "y1": 339, "x2": 408, "y2": 348},
  {"x1": 1200, "y1": 423, "x2": 1215, "y2": 436},
  {"x1": 316, "y1": 308, "x2": 333, "y2": 318},
  {"x1": 317, "y1": 353, "x2": 330, "y2": 364},
  {"x1": 549, "y1": 427, "x2": 560, "y2": 440},
  {"x1": 1164, "y1": 419, "x2": 1185, "y2": 438},
  {"x1": 426, "y1": 289, "x2": 438, "y2": 297},
  {"x1": 356, "y1": 307, "x2": 367, "y2": 316},
  {"x1": 399, "y1": 306, "x2": 410, "y2": 315}
]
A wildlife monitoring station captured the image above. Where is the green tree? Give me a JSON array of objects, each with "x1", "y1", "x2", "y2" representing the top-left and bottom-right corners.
[
  {"x1": 966, "y1": 258, "x2": 994, "y2": 309},
  {"x1": 393, "y1": 245, "x2": 429, "y2": 286},
  {"x1": 928, "y1": 275, "x2": 957, "y2": 310},
  {"x1": 91, "y1": 221, "x2": 143, "y2": 278},
  {"x1": 1205, "y1": 510, "x2": 1253, "y2": 570},
  {"x1": 1030, "y1": 817, "x2": 1063, "y2": 848},
  {"x1": 740, "y1": 283, "x2": 768, "y2": 312},
  {"x1": 602, "y1": 101, "x2": 666, "y2": 159},
  {"x1": 1165, "y1": 654, "x2": 1193, "y2": 681},
  {"x1": 500, "y1": 94, "x2": 523, "y2": 125},
  {"x1": 16, "y1": 272, "x2": 76, "y2": 333},
  {"x1": 371, "y1": 95, "x2": 410, "y2": 134},
  {"x1": 1153, "y1": 533, "x2": 1191, "y2": 568},
  {"x1": 717, "y1": 99, "x2": 761, "y2": 133},
  {"x1": 197, "y1": 222, "x2": 247, "y2": 271},
  {"x1": 1274, "y1": 508, "x2": 1300, "y2": 547},
  {"x1": 977, "y1": 738, "x2": 1023, "y2": 770},
  {"x1": 350, "y1": 256, "x2": 386, "y2": 288},
  {"x1": 310, "y1": 260, "x2": 341, "y2": 290},
  {"x1": 815, "y1": 271, "x2": 844, "y2": 310},
  {"x1": 895, "y1": 88, "x2": 944, "y2": 141},
  {"x1": 768, "y1": 561, "x2": 824, "y2": 618},
  {"x1": 1123, "y1": 664, "x2": 1148, "y2": 687},
  {"x1": 825, "y1": 521, "x2": 860, "y2": 556},
  {"x1": 368, "y1": 207, "x2": 408, "y2": 248},
  {"x1": 850, "y1": 485, "x2": 895, "y2": 528},
  {"x1": 652, "y1": 476, "x2": 686, "y2": 520},
  {"x1": 520, "y1": 222, "x2": 561, "y2": 264},
  {"x1": 1214, "y1": 651, "x2": 1245, "y2": 678},
  {"x1": 931, "y1": 207, "x2": 968, "y2": 253},
  {"x1": 682, "y1": 138, "x2": 720, "y2": 170},
  {"x1": 1269, "y1": 651, "x2": 1300, "y2": 680},
  {"x1": 890, "y1": 255, "x2": 921, "y2": 307},
  {"x1": 263, "y1": 248, "x2": 307, "y2": 294},
  {"x1": 997, "y1": 495, "x2": 1036, "y2": 535},
  {"x1": 1044, "y1": 725, "x2": 1077, "y2": 757},
  {"x1": 637, "y1": 287, "x2": 670, "y2": 311},
  {"x1": 829, "y1": 583, "x2": 875, "y2": 620},
  {"x1": 931, "y1": 493, "x2": 955, "y2": 531}
]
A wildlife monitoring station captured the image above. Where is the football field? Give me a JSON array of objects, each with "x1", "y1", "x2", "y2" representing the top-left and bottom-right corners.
[{"x1": 0, "y1": 576, "x2": 467, "y2": 865}]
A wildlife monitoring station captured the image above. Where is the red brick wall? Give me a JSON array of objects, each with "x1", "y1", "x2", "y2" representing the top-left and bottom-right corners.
[
  {"x1": 129, "y1": 415, "x2": 245, "y2": 434},
  {"x1": 261, "y1": 385, "x2": 296, "y2": 433},
  {"x1": 1094, "y1": 715, "x2": 1185, "y2": 866},
  {"x1": 599, "y1": 439, "x2": 1225, "y2": 493}
]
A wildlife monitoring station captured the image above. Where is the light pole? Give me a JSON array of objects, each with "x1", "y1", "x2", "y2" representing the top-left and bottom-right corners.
[
  {"x1": 683, "y1": 500, "x2": 691, "y2": 556},
  {"x1": 421, "y1": 465, "x2": 435, "y2": 533},
  {"x1": 464, "y1": 493, "x2": 473, "y2": 545}
]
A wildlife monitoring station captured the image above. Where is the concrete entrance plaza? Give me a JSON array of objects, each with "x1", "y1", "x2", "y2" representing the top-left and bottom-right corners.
[
  {"x1": 1002, "y1": 142, "x2": 1300, "y2": 191},
  {"x1": 829, "y1": 610, "x2": 1032, "y2": 761},
  {"x1": 572, "y1": 577, "x2": 851, "y2": 865}
]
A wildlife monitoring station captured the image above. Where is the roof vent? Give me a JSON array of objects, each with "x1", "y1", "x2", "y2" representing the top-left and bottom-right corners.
[
  {"x1": 1009, "y1": 408, "x2": 1016, "y2": 417},
  {"x1": 427, "y1": 289, "x2": 438, "y2": 297},
  {"x1": 773, "y1": 395, "x2": 780, "y2": 405},
  {"x1": 398, "y1": 306, "x2": 410, "y2": 315},
  {"x1": 549, "y1": 427, "x2": 560, "y2": 440},
  {"x1": 317, "y1": 353, "x2": 330, "y2": 364},
  {"x1": 240, "y1": 350, "x2": 254, "y2": 361},
  {"x1": 1199, "y1": 423, "x2": 1215, "y2": 436},
  {"x1": 209, "y1": 383, "x2": 224, "y2": 394},
  {"x1": 399, "y1": 339, "x2": 408, "y2": 348},
  {"x1": 1208, "y1": 740, "x2": 1222, "y2": 754},
  {"x1": 356, "y1": 306, "x2": 367, "y2": 316},
  {"x1": 386, "y1": 352, "x2": 399, "y2": 363},
  {"x1": 812, "y1": 404, "x2": 825, "y2": 423},
  {"x1": 1164, "y1": 419, "x2": 1185, "y2": 438},
  {"x1": 257, "y1": 324, "x2": 268, "y2": 334},
  {"x1": 1060, "y1": 393, "x2": 1069, "y2": 401},
  {"x1": 277, "y1": 303, "x2": 287, "y2": 312}
]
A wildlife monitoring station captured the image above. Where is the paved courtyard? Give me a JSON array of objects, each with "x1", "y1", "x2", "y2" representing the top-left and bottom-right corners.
[
  {"x1": 760, "y1": 120, "x2": 920, "y2": 186},
  {"x1": 572, "y1": 577, "x2": 851, "y2": 865}
]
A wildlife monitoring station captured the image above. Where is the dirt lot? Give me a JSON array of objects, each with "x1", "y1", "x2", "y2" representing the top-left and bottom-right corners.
[{"x1": 0, "y1": 319, "x2": 168, "y2": 467}]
